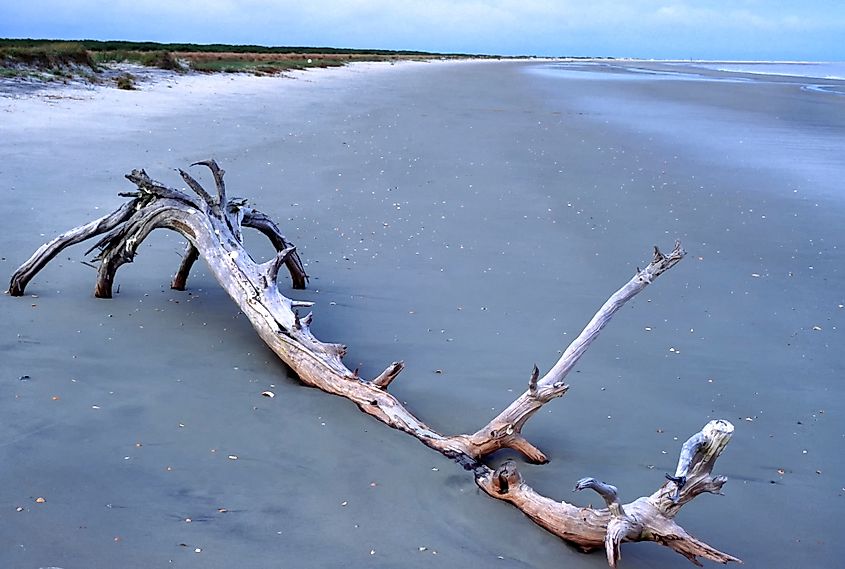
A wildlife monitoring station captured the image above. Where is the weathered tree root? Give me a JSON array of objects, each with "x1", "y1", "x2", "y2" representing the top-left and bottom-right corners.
[{"x1": 8, "y1": 161, "x2": 740, "y2": 566}]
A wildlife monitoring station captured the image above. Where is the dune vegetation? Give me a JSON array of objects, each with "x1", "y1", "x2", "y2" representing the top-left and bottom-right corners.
[{"x1": 0, "y1": 38, "x2": 478, "y2": 86}]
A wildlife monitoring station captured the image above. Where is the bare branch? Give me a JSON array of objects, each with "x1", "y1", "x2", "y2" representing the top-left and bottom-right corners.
[
  {"x1": 372, "y1": 361, "x2": 405, "y2": 389},
  {"x1": 126, "y1": 169, "x2": 199, "y2": 207},
  {"x1": 647, "y1": 516, "x2": 742, "y2": 566},
  {"x1": 575, "y1": 478, "x2": 643, "y2": 567},
  {"x1": 93, "y1": 199, "x2": 188, "y2": 298},
  {"x1": 528, "y1": 364, "x2": 539, "y2": 394},
  {"x1": 265, "y1": 246, "x2": 297, "y2": 284},
  {"x1": 171, "y1": 243, "x2": 200, "y2": 291},
  {"x1": 541, "y1": 240, "x2": 684, "y2": 390},
  {"x1": 8, "y1": 200, "x2": 139, "y2": 296},
  {"x1": 178, "y1": 168, "x2": 215, "y2": 208},
  {"x1": 242, "y1": 207, "x2": 308, "y2": 289},
  {"x1": 650, "y1": 420, "x2": 735, "y2": 516},
  {"x1": 476, "y1": 421, "x2": 739, "y2": 567},
  {"x1": 191, "y1": 159, "x2": 227, "y2": 206},
  {"x1": 605, "y1": 517, "x2": 640, "y2": 568},
  {"x1": 575, "y1": 478, "x2": 621, "y2": 510},
  {"x1": 466, "y1": 242, "x2": 686, "y2": 462}
]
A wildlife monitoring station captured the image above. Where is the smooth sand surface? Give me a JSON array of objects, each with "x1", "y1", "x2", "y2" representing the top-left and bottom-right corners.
[{"x1": 2, "y1": 60, "x2": 843, "y2": 568}]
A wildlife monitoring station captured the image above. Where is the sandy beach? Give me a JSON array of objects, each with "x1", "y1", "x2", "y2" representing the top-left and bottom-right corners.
[{"x1": 2, "y1": 59, "x2": 843, "y2": 568}]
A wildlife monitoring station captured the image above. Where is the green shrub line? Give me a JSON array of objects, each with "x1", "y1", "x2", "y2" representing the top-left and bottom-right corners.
[
  {"x1": 92, "y1": 50, "x2": 146, "y2": 64},
  {"x1": 140, "y1": 51, "x2": 183, "y2": 71},
  {"x1": 188, "y1": 57, "x2": 347, "y2": 74},
  {"x1": 0, "y1": 38, "x2": 475, "y2": 57}
]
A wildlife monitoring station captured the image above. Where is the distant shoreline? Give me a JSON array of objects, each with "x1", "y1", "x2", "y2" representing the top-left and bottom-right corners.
[
  {"x1": 0, "y1": 38, "x2": 498, "y2": 92},
  {"x1": 3, "y1": 37, "x2": 841, "y2": 97}
]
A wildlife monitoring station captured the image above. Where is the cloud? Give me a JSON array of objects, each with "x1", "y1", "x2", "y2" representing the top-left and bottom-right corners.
[
  {"x1": 651, "y1": 2, "x2": 833, "y2": 30},
  {"x1": 1, "y1": 0, "x2": 844, "y2": 59}
]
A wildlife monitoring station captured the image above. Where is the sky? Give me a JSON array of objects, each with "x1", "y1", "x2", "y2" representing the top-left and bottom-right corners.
[{"x1": 2, "y1": 0, "x2": 844, "y2": 60}]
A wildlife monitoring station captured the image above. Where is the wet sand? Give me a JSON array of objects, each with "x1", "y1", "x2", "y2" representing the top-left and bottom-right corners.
[{"x1": 2, "y1": 60, "x2": 843, "y2": 568}]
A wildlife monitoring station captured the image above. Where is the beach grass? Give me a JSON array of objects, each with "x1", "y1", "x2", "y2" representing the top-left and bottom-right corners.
[
  {"x1": 185, "y1": 53, "x2": 350, "y2": 74},
  {"x1": 0, "y1": 38, "x2": 473, "y2": 85},
  {"x1": 91, "y1": 49, "x2": 143, "y2": 64},
  {"x1": 140, "y1": 51, "x2": 184, "y2": 71},
  {"x1": 115, "y1": 72, "x2": 137, "y2": 90},
  {"x1": 0, "y1": 42, "x2": 98, "y2": 72}
]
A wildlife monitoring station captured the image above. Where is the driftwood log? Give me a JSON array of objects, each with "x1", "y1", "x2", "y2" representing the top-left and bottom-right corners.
[{"x1": 8, "y1": 161, "x2": 740, "y2": 567}]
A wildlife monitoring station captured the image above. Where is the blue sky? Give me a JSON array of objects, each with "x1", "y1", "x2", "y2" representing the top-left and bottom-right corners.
[{"x1": 2, "y1": 1, "x2": 843, "y2": 60}]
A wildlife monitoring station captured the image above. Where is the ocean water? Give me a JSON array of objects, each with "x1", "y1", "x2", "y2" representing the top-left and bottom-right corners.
[
  {"x1": 695, "y1": 61, "x2": 845, "y2": 80},
  {"x1": 529, "y1": 61, "x2": 731, "y2": 82},
  {"x1": 527, "y1": 60, "x2": 845, "y2": 202},
  {"x1": 532, "y1": 61, "x2": 845, "y2": 96}
]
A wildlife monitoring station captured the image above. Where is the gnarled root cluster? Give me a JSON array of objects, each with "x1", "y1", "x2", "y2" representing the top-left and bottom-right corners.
[{"x1": 8, "y1": 161, "x2": 740, "y2": 566}]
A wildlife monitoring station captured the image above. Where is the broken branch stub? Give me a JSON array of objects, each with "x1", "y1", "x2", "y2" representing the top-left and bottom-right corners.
[{"x1": 7, "y1": 162, "x2": 738, "y2": 566}]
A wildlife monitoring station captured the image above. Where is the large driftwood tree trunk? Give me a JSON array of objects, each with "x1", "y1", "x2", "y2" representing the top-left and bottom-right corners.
[{"x1": 8, "y1": 161, "x2": 740, "y2": 567}]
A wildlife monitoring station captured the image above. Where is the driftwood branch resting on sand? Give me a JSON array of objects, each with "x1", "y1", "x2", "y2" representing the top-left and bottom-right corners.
[
  {"x1": 477, "y1": 420, "x2": 740, "y2": 567},
  {"x1": 8, "y1": 161, "x2": 739, "y2": 566}
]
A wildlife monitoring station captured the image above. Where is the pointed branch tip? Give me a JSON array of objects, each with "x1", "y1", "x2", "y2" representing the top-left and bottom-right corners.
[
  {"x1": 574, "y1": 477, "x2": 620, "y2": 508},
  {"x1": 268, "y1": 246, "x2": 297, "y2": 283},
  {"x1": 372, "y1": 361, "x2": 405, "y2": 389},
  {"x1": 528, "y1": 364, "x2": 539, "y2": 393},
  {"x1": 191, "y1": 159, "x2": 226, "y2": 205},
  {"x1": 178, "y1": 168, "x2": 215, "y2": 207},
  {"x1": 508, "y1": 435, "x2": 548, "y2": 464}
]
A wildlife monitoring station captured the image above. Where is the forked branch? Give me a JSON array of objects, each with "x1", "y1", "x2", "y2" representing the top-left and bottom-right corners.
[
  {"x1": 476, "y1": 420, "x2": 740, "y2": 567},
  {"x1": 456, "y1": 241, "x2": 686, "y2": 463}
]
